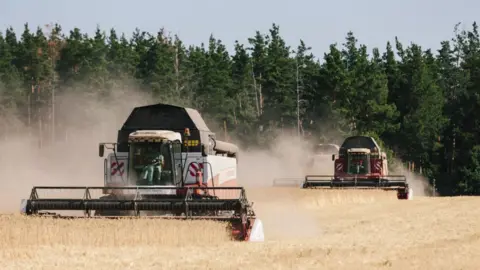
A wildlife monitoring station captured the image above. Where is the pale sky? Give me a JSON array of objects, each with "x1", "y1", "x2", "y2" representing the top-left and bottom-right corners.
[{"x1": 1, "y1": 0, "x2": 478, "y2": 60}]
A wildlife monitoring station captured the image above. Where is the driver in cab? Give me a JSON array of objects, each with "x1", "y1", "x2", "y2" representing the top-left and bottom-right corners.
[
  {"x1": 142, "y1": 153, "x2": 165, "y2": 185},
  {"x1": 350, "y1": 159, "x2": 366, "y2": 174}
]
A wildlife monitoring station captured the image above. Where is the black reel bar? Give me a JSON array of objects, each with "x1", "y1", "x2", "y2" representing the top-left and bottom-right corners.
[
  {"x1": 24, "y1": 186, "x2": 251, "y2": 218},
  {"x1": 303, "y1": 174, "x2": 409, "y2": 189}
]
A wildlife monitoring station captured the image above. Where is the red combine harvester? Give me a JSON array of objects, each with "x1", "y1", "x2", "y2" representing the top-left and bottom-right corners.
[{"x1": 303, "y1": 135, "x2": 413, "y2": 200}]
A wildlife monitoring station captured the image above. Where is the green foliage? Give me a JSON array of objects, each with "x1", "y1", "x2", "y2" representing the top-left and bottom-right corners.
[
  {"x1": 1, "y1": 22, "x2": 480, "y2": 195},
  {"x1": 361, "y1": 131, "x2": 396, "y2": 167}
]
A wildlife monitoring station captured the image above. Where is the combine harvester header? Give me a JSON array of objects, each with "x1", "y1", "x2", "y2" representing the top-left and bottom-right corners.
[
  {"x1": 20, "y1": 103, "x2": 264, "y2": 242},
  {"x1": 273, "y1": 136, "x2": 413, "y2": 200}
]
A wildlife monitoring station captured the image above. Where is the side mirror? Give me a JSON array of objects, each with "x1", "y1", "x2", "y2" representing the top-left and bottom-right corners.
[
  {"x1": 99, "y1": 144, "x2": 104, "y2": 157},
  {"x1": 332, "y1": 154, "x2": 335, "y2": 161},
  {"x1": 201, "y1": 144, "x2": 207, "y2": 157}
]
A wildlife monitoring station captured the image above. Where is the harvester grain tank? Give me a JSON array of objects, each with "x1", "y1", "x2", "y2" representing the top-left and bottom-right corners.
[
  {"x1": 303, "y1": 136, "x2": 413, "y2": 200},
  {"x1": 20, "y1": 103, "x2": 264, "y2": 242}
]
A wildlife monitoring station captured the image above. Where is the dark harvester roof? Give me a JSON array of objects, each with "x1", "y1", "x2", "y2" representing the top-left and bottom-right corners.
[
  {"x1": 122, "y1": 103, "x2": 211, "y2": 132},
  {"x1": 340, "y1": 136, "x2": 381, "y2": 151},
  {"x1": 117, "y1": 103, "x2": 238, "y2": 155}
]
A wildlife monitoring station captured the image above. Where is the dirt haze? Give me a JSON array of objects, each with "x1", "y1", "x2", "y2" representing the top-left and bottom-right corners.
[
  {"x1": 236, "y1": 132, "x2": 339, "y2": 240},
  {"x1": 390, "y1": 158, "x2": 433, "y2": 197},
  {"x1": 0, "y1": 81, "x2": 164, "y2": 212},
  {"x1": 237, "y1": 132, "x2": 314, "y2": 187}
]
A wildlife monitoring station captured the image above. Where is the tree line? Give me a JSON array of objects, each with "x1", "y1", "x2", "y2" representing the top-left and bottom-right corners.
[{"x1": 0, "y1": 22, "x2": 479, "y2": 195}]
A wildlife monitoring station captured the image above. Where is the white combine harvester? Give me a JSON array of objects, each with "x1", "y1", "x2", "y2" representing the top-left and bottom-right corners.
[{"x1": 21, "y1": 103, "x2": 264, "y2": 242}]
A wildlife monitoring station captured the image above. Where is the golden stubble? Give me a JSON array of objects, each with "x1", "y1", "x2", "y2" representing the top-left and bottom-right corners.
[{"x1": 1, "y1": 196, "x2": 479, "y2": 270}]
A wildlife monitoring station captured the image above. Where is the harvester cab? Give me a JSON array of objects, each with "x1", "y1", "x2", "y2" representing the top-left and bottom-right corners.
[
  {"x1": 341, "y1": 148, "x2": 371, "y2": 175},
  {"x1": 127, "y1": 131, "x2": 178, "y2": 186},
  {"x1": 20, "y1": 103, "x2": 264, "y2": 242},
  {"x1": 304, "y1": 136, "x2": 413, "y2": 200},
  {"x1": 98, "y1": 130, "x2": 183, "y2": 190}
]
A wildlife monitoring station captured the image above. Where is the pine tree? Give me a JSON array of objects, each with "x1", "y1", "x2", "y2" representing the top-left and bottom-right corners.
[{"x1": 0, "y1": 21, "x2": 479, "y2": 194}]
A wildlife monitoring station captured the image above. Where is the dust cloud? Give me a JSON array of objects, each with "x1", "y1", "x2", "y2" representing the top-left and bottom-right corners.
[
  {"x1": 390, "y1": 159, "x2": 433, "y2": 197},
  {"x1": 236, "y1": 131, "x2": 332, "y2": 240},
  {"x1": 237, "y1": 133, "x2": 312, "y2": 187},
  {"x1": 406, "y1": 171, "x2": 432, "y2": 197},
  {"x1": 0, "y1": 79, "x2": 157, "y2": 212}
]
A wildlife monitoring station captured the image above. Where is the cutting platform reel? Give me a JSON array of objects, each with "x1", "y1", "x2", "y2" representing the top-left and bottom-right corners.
[
  {"x1": 20, "y1": 186, "x2": 265, "y2": 242},
  {"x1": 303, "y1": 175, "x2": 413, "y2": 200},
  {"x1": 272, "y1": 175, "x2": 413, "y2": 200}
]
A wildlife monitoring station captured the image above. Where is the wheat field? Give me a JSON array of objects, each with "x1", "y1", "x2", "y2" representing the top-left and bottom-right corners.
[{"x1": 1, "y1": 188, "x2": 479, "y2": 270}]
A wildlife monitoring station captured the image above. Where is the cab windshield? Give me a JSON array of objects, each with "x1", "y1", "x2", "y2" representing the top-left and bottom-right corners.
[
  {"x1": 129, "y1": 142, "x2": 174, "y2": 185},
  {"x1": 347, "y1": 152, "x2": 370, "y2": 174}
]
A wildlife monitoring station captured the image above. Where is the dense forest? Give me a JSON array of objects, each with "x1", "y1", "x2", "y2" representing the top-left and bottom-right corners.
[{"x1": 0, "y1": 22, "x2": 479, "y2": 195}]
